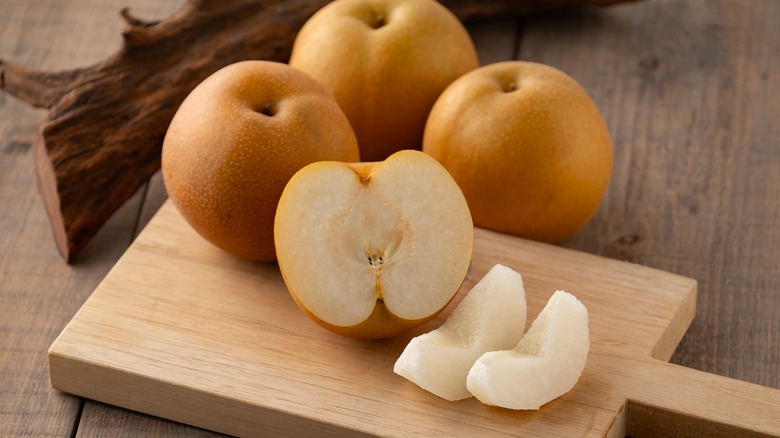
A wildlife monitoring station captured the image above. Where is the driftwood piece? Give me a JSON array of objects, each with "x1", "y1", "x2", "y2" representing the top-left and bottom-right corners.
[{"x1": 0, "y1": 0, "x2": 638, "y2": 262}]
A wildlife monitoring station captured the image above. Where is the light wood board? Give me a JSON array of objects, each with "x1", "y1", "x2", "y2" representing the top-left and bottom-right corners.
[{"x1": 48, "y1": 201, "x2": 780, "y2": 436}]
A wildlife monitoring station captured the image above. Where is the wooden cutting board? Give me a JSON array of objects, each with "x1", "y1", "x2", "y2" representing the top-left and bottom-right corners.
[{"x1": 48, "y1": 201, "x2": 779, "y2": 437}]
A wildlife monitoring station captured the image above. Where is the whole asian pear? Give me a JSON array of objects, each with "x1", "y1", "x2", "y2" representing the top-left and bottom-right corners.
[
  {"x1": 162, "y1": 60, "x2": 360, "y2": 261},
  {"x1": 289, "y1": 0, "x2": 479, "y2": 161},
  {"x1": 423, "y1": 61, "x2": 613, "y2": 244}
]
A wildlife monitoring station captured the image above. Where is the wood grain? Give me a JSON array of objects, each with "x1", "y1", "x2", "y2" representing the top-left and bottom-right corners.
[
  {"x1": 0, "y1": 1, "x2": 199, "y2": 436},
  {"x1": 1, "y1": 0, "x2": 779, "y2": 436},
  {"x1": 46, "y1": 201, "x2": 692, "y2": 436},
  {"x1": 516, "y1": 0, "x2": 780, "y2": 390},
  {"x1": 48, "y1": 202, "x2": 780, "y2": 436}
]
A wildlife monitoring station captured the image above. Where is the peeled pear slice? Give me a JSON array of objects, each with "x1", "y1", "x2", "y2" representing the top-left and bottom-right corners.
[
  {"x1": 466, "y1": 290, "x2": 589, "y2": 410},
  {"x1": 394, "y1": 264, "x2": 527, "y2": 401}
]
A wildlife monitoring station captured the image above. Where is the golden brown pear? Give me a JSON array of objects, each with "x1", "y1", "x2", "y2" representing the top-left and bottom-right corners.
[
  {"x1": 162, "y1": 60, "x2": 360, "y2": 261},
  {"x1": 424, "y1": 61, "x2": 613, "y2": 244},
  {"x1": 289, "y1": 0, "x2": 479, "y2": 162}
]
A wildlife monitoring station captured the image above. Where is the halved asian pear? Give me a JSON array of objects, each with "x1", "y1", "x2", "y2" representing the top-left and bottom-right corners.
[
  {"x1": 394, "y1": 264, "x2": 527, "y2": 400},
  {"x1": 274, "y1": 150, "x2": 474, "y2": 340},
  {"x1": 466, "y1": 290, "x2": 590, "y2": 410}
]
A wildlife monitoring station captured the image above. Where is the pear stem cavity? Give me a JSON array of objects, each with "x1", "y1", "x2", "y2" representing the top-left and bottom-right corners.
[
  {"x1": 257, "y1": 102, "x2": 274, "y2": 116},
  {"x1": 368, "y1": 10, "x2": 386, "y2": 29}
]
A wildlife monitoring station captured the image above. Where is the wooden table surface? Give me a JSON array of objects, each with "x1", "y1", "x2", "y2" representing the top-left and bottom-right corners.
[{"x1": 1, "y1": 0, "x2": 778, "y2": 436}]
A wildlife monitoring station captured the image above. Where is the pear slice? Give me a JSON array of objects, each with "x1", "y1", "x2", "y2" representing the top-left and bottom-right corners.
[
  {"x1": 466, "y1": 290, "x2": 590, "y2": 410},
  {"x1": 394, "y1": 264, "x2": 527, "y2": 401},
  {"x1": 274, "y1": 150, "x2": 474, "y2": 340}
]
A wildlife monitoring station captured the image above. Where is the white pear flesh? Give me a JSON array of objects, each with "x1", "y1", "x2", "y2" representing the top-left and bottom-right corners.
[
  {"x1": 466, "y1": 290, "x2": 589, "y2": 410},
  {"x1": 394, "y1": 264, "x2": 527, "y2": 401},
  {"x1": 274, "y1": 150, "x2": 474, "y2": 339}
]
